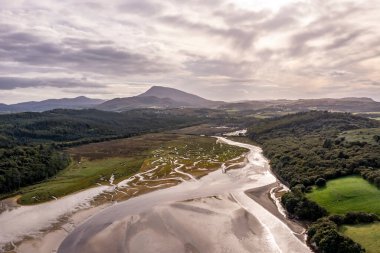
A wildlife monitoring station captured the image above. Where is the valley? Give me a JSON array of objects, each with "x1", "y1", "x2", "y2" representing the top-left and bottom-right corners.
[
  {"x1": 0, "y1": 133, "x2": 248, "y2": 252},
  {"x1": 2, "y1": 0, "x2": 380, "y2": 252},
  {"x1": 0, "y1": 88, "x2": 380, "y2": 253}
]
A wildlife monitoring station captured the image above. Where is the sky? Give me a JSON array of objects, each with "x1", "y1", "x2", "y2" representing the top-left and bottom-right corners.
[{"x1": 0, "y1": 0, "x2": 379, "y2": 103}]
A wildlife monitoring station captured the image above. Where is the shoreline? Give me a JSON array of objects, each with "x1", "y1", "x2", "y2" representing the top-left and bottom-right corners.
[
  {"x1": 2, "y1": 136, "x2": 311, "y2": 253},
  {"x1": 245, "y1": 183, "x2": 308, "y2": 242}
]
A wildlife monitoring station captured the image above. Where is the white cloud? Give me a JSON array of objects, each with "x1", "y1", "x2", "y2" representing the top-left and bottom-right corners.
[{"x1": 0, "y1": 0, "x2": 379, "y2": 103}]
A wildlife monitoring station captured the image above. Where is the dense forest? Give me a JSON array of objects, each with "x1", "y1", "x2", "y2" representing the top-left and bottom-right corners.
[
  {"x1": 0, "y1": 108, "x2": 235, "y2": 146},
  {"x1": 0, "y1": 145, "x2": 69, "y2": 193},
  {"x1": 249, "y1": 111, "x2": 380, "y2": 252},
  {"x1": 249, "y1": 111, "x2": 380, "y2": 187},
  {"x1": 0, "y1": 108, "x2": 258, "y2": 194}
]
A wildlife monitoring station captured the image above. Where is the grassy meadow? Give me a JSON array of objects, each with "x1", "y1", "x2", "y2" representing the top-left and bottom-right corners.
[
  {"x1": 17, "y1": 133, "x2": 247, "y2": 204},
  {"x1": 339, "y1": 127, "x2": 380, "y2": 145},
  {"x1": 340, "y1": 223, "x2": 380, "y2": 253},
  {"x1": 306, "y1": 176, "x2": 380, "y2": 215}
]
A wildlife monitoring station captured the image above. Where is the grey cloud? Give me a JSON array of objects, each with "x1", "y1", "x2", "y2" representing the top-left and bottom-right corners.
[
  {"x1": 325, "y1": 30, "x2": 364, "y2": 50},
  {"x1": 214, "y1": 7, "x2": 269, "y2": 26},
  {"x1": 78, "y1": 1, "x2": 104, "y2": 10},
  {"x1": 118, "y1": 0, "x2": 164, "y2": 16},
  {"x1": 184, "y1": 56, "x2": 255, "y2": 78},
  {"x1": 0, "y1": 29, "x2": 170, "y2": 75},
  {"x1": 0, "y1": 76, "x2": 104, "y2": 90},
  {"x1": 288, "y1": 26, "x2": 332, "y2": 56},
  {"x1": 160, "y1": 15, "x2": 255, "y2": 50},
  {"x1": 258, "y1": 4, "x2": 302, "y2": 31},
  {"x1": 168, "y1": 0, "x2": 224, "y2": 7},
  {"x1": 62, "y1": 38, "x2": 113, "y2": 47}
]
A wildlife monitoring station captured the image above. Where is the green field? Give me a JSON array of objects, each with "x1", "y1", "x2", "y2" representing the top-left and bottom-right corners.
[
  {"x1": 340, "y1": 128, "x2": 380, "y2": 145},
  {"x1": 340, "y1": 223, "x2": 380, "y2": 253},
  {"x1": 17, "y1": 133, "x2": 247, "y2": 204},
  {"x1": 306, "y1": 176, "x2": 380, "y2": 215}
]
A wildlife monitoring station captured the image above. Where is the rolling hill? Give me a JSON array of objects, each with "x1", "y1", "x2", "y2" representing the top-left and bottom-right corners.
[
  {"x1": 0, "y1": 96, "x2": 105, "y2": 113},
  {"x1": 220, "y1": 97, "x2": 380, "y2": 112},
  {"x1": 1, "y1": 85, "x2": 379, "y2": 113},
  {"x1": 96, "y1": 86, "x2": 224, "y2": 111}
]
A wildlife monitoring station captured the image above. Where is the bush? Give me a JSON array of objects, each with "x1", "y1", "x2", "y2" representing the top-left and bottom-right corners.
[
  {"x1": 308, "y1": 218, "x2": 365, "y2": 253},
  {"x1": 281, "y1": 192, "x2": 327, "y2": 221},
  {"x1": 315, "y1": 178, "x2": 326, "y2": 187}
]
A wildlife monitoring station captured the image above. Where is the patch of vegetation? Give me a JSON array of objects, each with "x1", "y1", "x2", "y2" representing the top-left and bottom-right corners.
[
  {"x1": 16, "y1": 134, "x2": 247, "y2": 204},
  {"x1": 282, "y1": 190, "x2": 327, "y2": 221},
  {"x1": 340, "y1": 222, "x2": 380, "y2": 253},
  {"x1": 249, "y1": 111, "x2": 380, "y2": 189},
  {"x1": 308, "y1": 218, "x2": 365, "y2": 253},
  {"x1": 340, "y1": 128, "x2": 380, "y2": 145},
  {"x1": 306, "y1": 176, "x2": 380, "y2": 215},
  {"x1": 18, "y1": 157, "x2": 141, "y2": 204},
  {"x1": 0, "y1": 145, "x2": 69, "y2": 194},
  {"x1": 1, "y1": 108, "x2": 255, "y2": 196},
  {"x1": 248, "y1": 111, "x2": 380, "y2": 252}
]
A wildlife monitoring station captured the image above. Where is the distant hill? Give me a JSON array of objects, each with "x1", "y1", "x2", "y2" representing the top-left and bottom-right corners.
[
  {"x1": 96, "y1": 86, "x2": 224, "y2": 111},
  {"x1": 1, "y1": 86, "x2": 379, "y2": 113},
  {"x1": 0, "y1": 96, "x2": 105, "y2": 113},
  {"x1": 139, "y1": 86, "x2": 223, "y2": 108},
  {"x1": 219, "y1": 97, "x2": 380, "y2": 112},
  {"x1": 96, "y1": 96, "x2": 190, "y2": 111},
  {"x1": 0, "y1": 103, "x2": 11, "y2": 113}
]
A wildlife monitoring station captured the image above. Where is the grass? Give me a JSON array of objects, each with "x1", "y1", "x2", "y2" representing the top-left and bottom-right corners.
[
  {"x1": 17, "y1": 133, "x2": 247, "y2": 204},
  {"x1": 340, "y1": 128, "x2": 380, "y2": 145},
  {"x1": 306, "y1": 176, "x2": 380, "y2": 215},
  {"x1": 18, "y1": 157, "x2": 142, "y2": 204},
  {"x1": 340, "y1": 222, "x2": 380, "y2": 253}
]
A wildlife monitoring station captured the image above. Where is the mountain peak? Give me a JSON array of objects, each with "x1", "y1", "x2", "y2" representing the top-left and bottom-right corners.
[
  {"x1": 139, "y1": 86, "x2": 189, "y2": 97},
  {"x1": 138, "y1": 86, "x2": 221, "y2": 108}
]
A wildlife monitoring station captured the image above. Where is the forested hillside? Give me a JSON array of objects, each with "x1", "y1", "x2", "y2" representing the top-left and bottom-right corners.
[
  {"x1": 0, "y1": 108, "x2": 255, "y2": 195},
  {"x1": 0, "y1": 108, "x2": 220, "y2": 146},
  {"x1": 249, "y1": 111, "x2": 380, "y2": 187},
  {"x1": 249, "y1": 111, "x2": 380, "y2": 252},
  {"x1": 0, "y1": 145, "x2": 69, "y2": 193}
]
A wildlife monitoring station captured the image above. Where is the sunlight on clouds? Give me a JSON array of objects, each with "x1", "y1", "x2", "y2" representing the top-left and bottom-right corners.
[
  {"x1": 231, "y1": 0, "x2": 303, "y2": 11},
  {"x1": 0, "y1": 0, "x2": 379, "y2": 102}
]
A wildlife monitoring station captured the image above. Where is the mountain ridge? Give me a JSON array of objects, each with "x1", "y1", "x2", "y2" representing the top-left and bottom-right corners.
[
  {"x1": 1, "y1": 96, "x2": 105, "y2": 113},
  {"x1": 1, "y1": 86, "x2": 379, "y2": 113},
  {"x1": 96, "y1": 86, "x2": 224, "y2": 111}
]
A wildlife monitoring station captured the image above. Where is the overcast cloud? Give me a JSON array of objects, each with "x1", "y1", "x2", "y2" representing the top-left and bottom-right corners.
[{"x1": 0, "y1": 0, "x2": 379, "y2": 103}]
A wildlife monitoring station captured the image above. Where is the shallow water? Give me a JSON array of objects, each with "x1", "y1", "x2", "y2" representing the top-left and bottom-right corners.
[
  {"x1": 0, "y1": 185, "x2": 110, "y2": 247},
  {"x1": 57, "y1": 137, "x2": 311, "y2": 253}
]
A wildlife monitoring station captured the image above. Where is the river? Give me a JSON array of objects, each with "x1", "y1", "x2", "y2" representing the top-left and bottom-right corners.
[{"x1": 56, "y1": 137, "x2": 311, "y2": 253}]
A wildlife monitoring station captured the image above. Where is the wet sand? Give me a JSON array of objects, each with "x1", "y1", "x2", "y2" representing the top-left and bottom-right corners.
[
  {"x1": 246, "y1": 183, "x2": 307, "y2": 240},
  {"x1": 57, "y1": 137, "x2": 311, "y2": 253},
  {"x1": 1, "y1": 136, "x2": 311, "y2": 253}
]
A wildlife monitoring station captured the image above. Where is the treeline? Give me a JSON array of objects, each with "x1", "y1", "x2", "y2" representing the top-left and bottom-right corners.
[
  {"x1": 308, "y1": 212, "x2": 378, "y2": 253},
  {"x1": 281, "y1": 189, "x2": 327, "y2": 221},
  {"x1": 249, "y1": 111, "x2": 380, "y2": 252},
  {"x1": 0, "y1": 145, "x2": 69, "y2": 193},
  {"x1": 0, "y1": 108, "x2": 257, "y2": 195},
  {"x1": 0, "y1": 108, "x2": 259, "y2": 146},
  {"x1": 308, "y1": 218, "x2": 364, "y2": 253},
  {"x1": 0, "y1": 108, "x2": 207, "y2": 194},
  {"x1": 249, "y1": 111, "x2": 380, "y2": 188}
]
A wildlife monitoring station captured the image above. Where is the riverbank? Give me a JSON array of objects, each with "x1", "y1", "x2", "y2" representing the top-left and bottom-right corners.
[
  {"x1": 0, "y1": 135, "x2": 247, "y2": 253},
  {"x1": 1, "y1": 136, "x2": 311, "y2": 253},
  {"x1": 246, "y1": 183, "x2": 307, "y2": 241},
  {"x1": 57, "y1": 137, "x2": 311, "y2": 253}
]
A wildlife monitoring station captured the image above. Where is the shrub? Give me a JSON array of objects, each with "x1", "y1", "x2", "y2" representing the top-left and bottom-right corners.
[
  {"x1": 315, "y1": 178, "x2": 326, "y2": 187},
  {"x1": 308, "y1": 218, "x2": 365, "y2": 253},
  {"x1": 281, "y1": 192, "x2": 327, "y2": 221}
]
